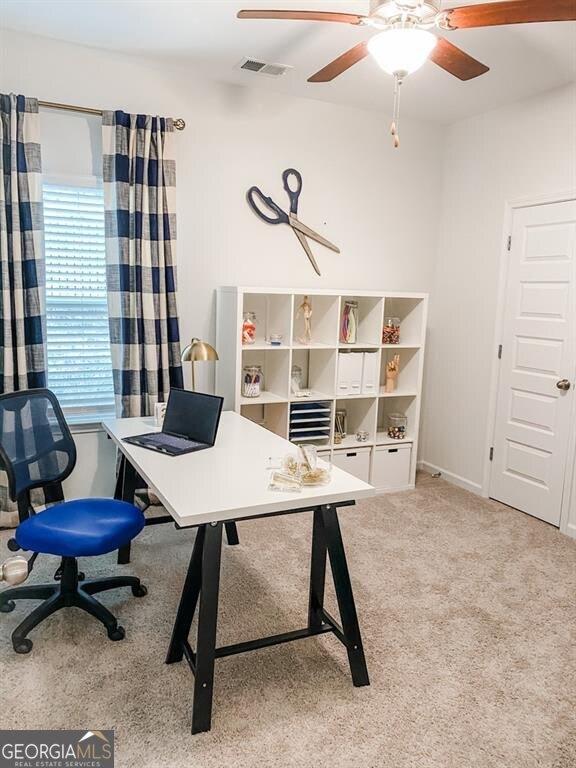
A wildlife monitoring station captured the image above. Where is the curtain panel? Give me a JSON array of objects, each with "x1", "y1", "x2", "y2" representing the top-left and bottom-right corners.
[
  {"x1": 0, "y1": 94, "x2": 47, "y2": 525},
  {"x1": 102, "y1": 111, "x2": 183, "y2": 419}
]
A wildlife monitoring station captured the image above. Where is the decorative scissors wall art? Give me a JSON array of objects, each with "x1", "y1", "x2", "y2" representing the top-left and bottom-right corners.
[{"x1": 247, "y1": 168, "x2": 340, "y2": 276}]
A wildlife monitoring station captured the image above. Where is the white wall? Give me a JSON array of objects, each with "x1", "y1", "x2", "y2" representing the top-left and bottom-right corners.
[
  {"x1": 420, "y1": 83, "x2": 576, "y2": 535},
  {"x1": 0, "y1": 28, "x2": 444, "y2": 498},
  {"x1": 2, "y1": 30, "x2": 575, "y2": 537}
]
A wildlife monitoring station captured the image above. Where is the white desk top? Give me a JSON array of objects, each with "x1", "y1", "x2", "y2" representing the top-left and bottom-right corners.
[{"x1": 102, "y1": 411, "x2": 374, "y2": 527}]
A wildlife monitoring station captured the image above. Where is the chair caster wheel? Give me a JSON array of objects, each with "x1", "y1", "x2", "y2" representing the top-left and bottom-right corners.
[
  {"x1": 14, "y1": 638, "x2": 32, "y2": 654},
  {"x1": 7, "y1": 538, "x2": 20, "y2": 552},
  {"x1": 107, "y1": 625, "x2": 125, "y2": 641},
  {"x1": 78, "y1": 572, "x2": 85, "y2": 581},
  {"x1": 132, "y1": 584, "x2": 147, "y2": 597},
  {"x1": 0, "y1": 600, "x2": 15, "y2": 613}
]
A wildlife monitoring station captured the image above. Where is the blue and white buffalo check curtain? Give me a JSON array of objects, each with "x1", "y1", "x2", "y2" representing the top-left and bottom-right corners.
[
  {"x1": 102, "y1": 111, "x2": 183, "y2": 418},
  {"x1": 0, "y1": 94, "x2": 47, "y2": 524}
]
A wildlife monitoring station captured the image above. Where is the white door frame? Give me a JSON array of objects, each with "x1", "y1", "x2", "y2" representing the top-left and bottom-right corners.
[{"x1": 482, "y1": 191, "x2": 576, "y2": 534}]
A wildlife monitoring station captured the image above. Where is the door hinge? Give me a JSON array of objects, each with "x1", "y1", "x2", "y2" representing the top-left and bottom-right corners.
[
  {"x1": 507, "y1": 235, "x2": 512, "y2": 251},
  {"x1": 498, "y1": 344, "x2": 503, "y2": 359},
  {"x1": 489, "y1": 447, "x2": 494, "y2": 462}
]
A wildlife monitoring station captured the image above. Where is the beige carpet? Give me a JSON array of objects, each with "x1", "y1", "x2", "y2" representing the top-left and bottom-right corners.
[{"x1": 1, "y1": 474, "x2": 575, "y2": 768}]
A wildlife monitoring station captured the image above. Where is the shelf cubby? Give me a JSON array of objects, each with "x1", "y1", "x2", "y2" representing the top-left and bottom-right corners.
[
  {"x1": 289, "y1": 400, "x2": 333, "y2": 446},
  {"x1": 376, "y1": 395, "x2": 418, "y2": 445},
  {"x1": 383, "y1": 296, "x2": 425, "y2": 347},
  {"x1": 240, "y1": 402, "x2": 288, "y2": 438},
  {"x1": 333, "y1": 397, "x2": 378, "y2": 448},
  {"x1": 339, "y1": 295, "x2": 384, "y2": 347},
  {"x1": 242, "y1": 292, "x2": 292, "y2": 347},
  {"x1": 293, "y1": 294, "x2": 339, "y2": 347},
  {"x1": 379, "y1": 347, "x2": 420, "y2": 397},
  {"x1": 240, "y1": 348, "x2": 290, "y2": 404},
  {"x1": 291, "y1": 347, "x2": 337, "y2": 400}
]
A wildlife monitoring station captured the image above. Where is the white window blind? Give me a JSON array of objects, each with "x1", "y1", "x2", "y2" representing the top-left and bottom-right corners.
[{"x1": 43, "y1": 183, "x2": 115, "y2": 422}]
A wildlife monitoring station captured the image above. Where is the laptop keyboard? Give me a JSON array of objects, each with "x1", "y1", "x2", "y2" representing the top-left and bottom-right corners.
[{"x1": 148, "y1": 434, "x2": 203, "y2": 450}]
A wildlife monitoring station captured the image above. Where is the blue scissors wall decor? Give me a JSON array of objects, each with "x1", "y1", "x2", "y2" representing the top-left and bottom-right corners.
[{"x1": 247, "y1": 168, "x2": 340, "y2": 276}]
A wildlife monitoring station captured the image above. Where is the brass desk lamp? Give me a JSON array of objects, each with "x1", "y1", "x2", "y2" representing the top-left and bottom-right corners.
[{"x1": 180, "y1": 338, "x2": 219, "y2": 391}]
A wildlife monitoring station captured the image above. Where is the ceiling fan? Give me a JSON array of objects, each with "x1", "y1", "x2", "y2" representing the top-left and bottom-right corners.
[{"x1": 237, "y1": 1, "x2": 576, "y2": 146}]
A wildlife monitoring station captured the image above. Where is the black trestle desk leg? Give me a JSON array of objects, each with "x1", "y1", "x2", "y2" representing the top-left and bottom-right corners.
[
  {"x1": 114, "y1": 454, "x2": 126, "y2": 502},
  {"x1": 165, "y1": 526, "x2": 206, "y2": 664},
  {"x1": 117, "y1": 455, "x2": 138, "y2": 565},
  {"x1": 308, "y1": 508, "x2": 327, "y2": 630},
  {"x1": 191, "y1": 521, "x2": 223, "y2": 735},
  {"x1": 321, "y1": 505, "x2": 370, "y2": 687},
  {"x1": 224, "y1": 521, "x2": 239, "y2": 546}
]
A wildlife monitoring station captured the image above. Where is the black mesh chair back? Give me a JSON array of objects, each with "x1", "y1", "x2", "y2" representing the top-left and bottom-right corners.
[{"x1": 0, "y1": 389, "x2": 76, "y2": 503}]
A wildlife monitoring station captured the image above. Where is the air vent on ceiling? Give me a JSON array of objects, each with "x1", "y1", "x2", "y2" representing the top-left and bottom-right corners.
[{"x1": 237, "y1": 57, "x2": 293, "y2": 77}]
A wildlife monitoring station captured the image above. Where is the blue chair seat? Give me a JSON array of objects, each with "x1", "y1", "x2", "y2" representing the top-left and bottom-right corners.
[{"x1": 16, "y1": 498, "x2": 146, "y2": 558}]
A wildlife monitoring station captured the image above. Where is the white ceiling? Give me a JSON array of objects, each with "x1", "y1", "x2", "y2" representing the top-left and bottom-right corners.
[{"x1": 1, "y1": 0, "x2": 575, "y2": 122}]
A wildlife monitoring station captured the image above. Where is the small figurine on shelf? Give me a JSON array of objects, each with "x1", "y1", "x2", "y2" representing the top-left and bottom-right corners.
[
  {"x1": 385, "y1": 354, "x2": 400, "y2": 393},
  {"x1": 296, "y1": 295, "x2": 313, "y2": 345}
]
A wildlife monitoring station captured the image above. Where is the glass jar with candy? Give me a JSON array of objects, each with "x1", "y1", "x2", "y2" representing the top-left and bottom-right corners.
[
  {"x1": 387, "y1": 412, "x2": 407, "y2": 440},
  {"x1": 242, "y1": 312, "x2": 257, "y2": 345},
  {"x1": 382, "y1": 317, "x2": 401, "y2": 345}
]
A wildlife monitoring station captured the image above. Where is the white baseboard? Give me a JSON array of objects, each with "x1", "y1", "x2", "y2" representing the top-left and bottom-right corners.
[
  {"x1": 372, "y1": 484, "x2": 415, "y2": 495},
  {"x1": 418, "y1": 461, "x2": 482, "y2": 496},
  {"x1": 564, "y1": 522, "x2": 576, "y2": 540}
]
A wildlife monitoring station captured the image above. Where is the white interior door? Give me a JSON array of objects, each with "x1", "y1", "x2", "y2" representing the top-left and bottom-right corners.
[{"x1": 490, "y1": 200, "x2": 576, "y2": 525}]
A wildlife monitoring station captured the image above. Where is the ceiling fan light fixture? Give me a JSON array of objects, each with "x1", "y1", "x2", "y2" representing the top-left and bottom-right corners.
[
  {"x1": 367, "y1": 27, "x2": 438, "y2": 75},
  {"x1": 370, "y1": 0, "x2": 441, "y2": 24}
]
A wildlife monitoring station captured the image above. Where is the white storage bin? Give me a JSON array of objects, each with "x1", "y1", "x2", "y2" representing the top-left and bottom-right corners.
[
  {"x1": 337, "y1": 352, "x2": 363, "y2": 396},
  {"x1": 372, "y1": 444, "x2": 411, "y2": 490},
  {"x1": 361, "y1": 352, "x2": 379, "y2": 396},
  {"x1": 332, "y1": 446, "x2": 371, "y2": 483}
]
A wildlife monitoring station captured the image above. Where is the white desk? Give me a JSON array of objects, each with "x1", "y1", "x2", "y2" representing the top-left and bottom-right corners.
[
  {"x1": 103, "y1": 411, "x2": 374, "y2": 734},
  {"x1": 102, "y1": 412, "x2": 373, "y2": 526}
]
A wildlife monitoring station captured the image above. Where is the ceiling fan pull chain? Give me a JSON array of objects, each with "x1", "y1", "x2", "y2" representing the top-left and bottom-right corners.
[{"x1": 390, "y1": 74, "x2": 402, "y2": 149}]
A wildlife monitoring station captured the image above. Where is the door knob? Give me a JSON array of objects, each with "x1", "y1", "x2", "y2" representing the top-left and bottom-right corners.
[{"x1": 556, "y1": 379, "x2": 571, "y2": 391}]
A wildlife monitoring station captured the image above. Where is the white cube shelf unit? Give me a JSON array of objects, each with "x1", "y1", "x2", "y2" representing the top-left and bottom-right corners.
[{"x1": 216, "y1": 287, "x2": 428, "y2": 492}]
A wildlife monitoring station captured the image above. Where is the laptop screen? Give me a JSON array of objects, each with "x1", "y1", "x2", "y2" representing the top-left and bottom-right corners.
[{"x1": 162, "y1": 388, "x2": 224, "y2": 446}]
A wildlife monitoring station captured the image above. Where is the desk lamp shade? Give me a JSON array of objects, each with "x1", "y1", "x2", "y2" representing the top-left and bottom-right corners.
[{"x1": 181, "y1": 338, "x2": 219, "y2": 390}]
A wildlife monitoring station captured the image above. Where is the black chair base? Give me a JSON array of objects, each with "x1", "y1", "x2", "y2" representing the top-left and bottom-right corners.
[{"x1": 0, "y1": 556, "x2": 147, "y2": 654}]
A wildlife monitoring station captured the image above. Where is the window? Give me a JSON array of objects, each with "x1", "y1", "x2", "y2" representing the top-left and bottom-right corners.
[{"x1": 43, "y1": 181, "x2": 115, "y2": 423}]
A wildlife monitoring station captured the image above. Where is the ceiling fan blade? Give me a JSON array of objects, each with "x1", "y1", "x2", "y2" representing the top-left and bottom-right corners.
[
  {"x1": 430, "y1": 38, "x2": 490, "y2": 80},
  {"x1": 445, "y1": 0, "x2": 576, "y2": 30},
  {"x1": 237, "y1": 10, "x2": 365, "y2": 25},
  {"x1": 308, "y1": 42, "x2": 369, "y2": 82}
]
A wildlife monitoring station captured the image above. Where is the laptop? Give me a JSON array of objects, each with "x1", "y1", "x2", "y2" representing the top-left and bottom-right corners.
[{"x1": 123, "y1": 388, "x2": 224, "y2": 456}]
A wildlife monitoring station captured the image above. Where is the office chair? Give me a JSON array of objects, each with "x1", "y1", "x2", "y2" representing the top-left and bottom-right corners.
[{"x1": 0, "y1": 389, "x2": 147, "y2": 653}]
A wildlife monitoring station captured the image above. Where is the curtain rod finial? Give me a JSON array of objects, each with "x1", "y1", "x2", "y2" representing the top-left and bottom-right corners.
[{"x1": 173, "y1": 118, "x2": 185, "y2": 131}]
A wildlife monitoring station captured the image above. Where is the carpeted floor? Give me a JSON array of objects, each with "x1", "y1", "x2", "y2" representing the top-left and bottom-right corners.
[{"x1": 1, "y1": 474, "x2": 575, "y2": 768}]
